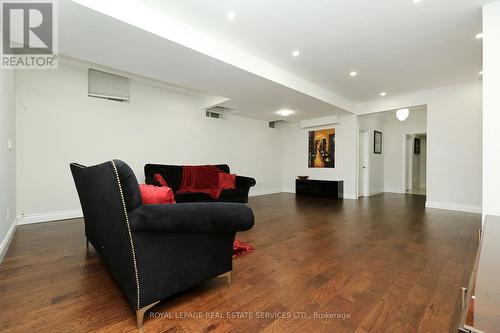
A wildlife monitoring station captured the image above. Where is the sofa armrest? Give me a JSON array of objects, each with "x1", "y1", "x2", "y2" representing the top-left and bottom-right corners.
[
  {"x1": 236, "y1": 175, "x2": 256, "y2": 188},
  {"x1": 129, "y1": 203, "x2": 254, "y2": 233}
]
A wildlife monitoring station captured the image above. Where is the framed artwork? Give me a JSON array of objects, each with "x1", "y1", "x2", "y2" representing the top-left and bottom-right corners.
[
  {"x1": 308, "y1": 128, "x2": 335, "y2": 168},
  {"x1": 374, "y1": 131, "x2": 382, "y2": 154},
  {"x1": 414, "y1": 138, "x2": 421, "y2": 155}
]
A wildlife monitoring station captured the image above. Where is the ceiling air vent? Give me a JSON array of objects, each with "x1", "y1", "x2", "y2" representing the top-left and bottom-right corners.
[
  {"x1": 206, "y1": 111, "x2": 223, "y2": 119},
  {"x1": 88, "y1": 69, "x2": 130, "y2": 102},
  {"x1": 269, "y1": 120, "x2": 286, "y2": 128},
  {"x1": 205, "y1": 106, "x2": 235, "y2": 120}
]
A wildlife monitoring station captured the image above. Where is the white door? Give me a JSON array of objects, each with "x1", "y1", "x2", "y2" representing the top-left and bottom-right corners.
[{"x1": 358, "y1": 131, "x2": 366, "y2": 197}]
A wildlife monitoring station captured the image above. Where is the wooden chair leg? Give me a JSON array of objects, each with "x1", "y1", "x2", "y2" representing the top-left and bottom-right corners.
[
  {"x1": 86, "y1": 238, "x2": 89, "y2": 251},
  {"x1": 219, "y1": 271, "x2": 232, "y2": 285},
  {"x1": 136, "y1": 300, "x2": 160, "y2": 330}
]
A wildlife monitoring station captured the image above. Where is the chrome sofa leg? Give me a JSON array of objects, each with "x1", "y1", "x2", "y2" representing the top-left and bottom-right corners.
[{"x1": 136, "y1": 300, "x2": 160, "y2": 330}]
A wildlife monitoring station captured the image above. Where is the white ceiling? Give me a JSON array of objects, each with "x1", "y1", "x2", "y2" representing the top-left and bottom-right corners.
[
  {"x1": 141, "y1": 0, "x2": 488, "y2": 102},
  {"x1": 62, "y1": 0, "x2": 489, "y2": 121},
  {"x1": 61, "y1": 0, "x2": 352, "y2": 122}
]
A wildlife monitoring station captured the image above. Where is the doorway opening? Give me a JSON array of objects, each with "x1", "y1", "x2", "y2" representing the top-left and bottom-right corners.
[
  {"x1": 405, "y1": 134, "x2": 427, "y2": 195},
  {"x1": 357, "y1": 105, "x2": 427, "y2": 198}
]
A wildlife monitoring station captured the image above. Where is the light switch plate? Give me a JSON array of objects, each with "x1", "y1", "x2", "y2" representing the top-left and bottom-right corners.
[{"x1": 7, "y1": 140, "x2": 13, "y2": 151}]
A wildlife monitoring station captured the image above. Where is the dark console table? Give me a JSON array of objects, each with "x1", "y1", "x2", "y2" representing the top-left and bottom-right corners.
[{"x1": 295, "y1": 179, "x2": 343, "y2": 198}]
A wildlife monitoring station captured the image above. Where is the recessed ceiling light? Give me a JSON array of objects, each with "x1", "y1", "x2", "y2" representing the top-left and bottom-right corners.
[
  {"x1": 412, "y1": 0, "x2": 422, "y2": 3},
  {"x1": 292, "y1": 50, "x2": 300, "y2": 57},
  {"x1": 276, "y1": 109, "x2": 294, "y2": 117},
  {"x1": 396, "y1": 108, "x2": 410, "y2": 122},
  {"x1": 226, "y1": 11, "x2": 236, "y2": 20},
  {"x1": 476, "y1": 33, "x2": 483, "y2": 39},
  {"x1": 380, "y1": 92, "x2": 387, "y2": 97},
  {"x1": 350, "y1": 71, "x2": 357, "y2": 77}
]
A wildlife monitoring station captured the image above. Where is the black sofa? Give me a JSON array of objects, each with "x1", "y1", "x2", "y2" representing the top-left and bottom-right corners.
[
  {"x1": 144, "y1": 164, "x2": 256, "y2": 203},
  {"x1": 70, "y1": 160, "x2": 254, "y2": 329}
]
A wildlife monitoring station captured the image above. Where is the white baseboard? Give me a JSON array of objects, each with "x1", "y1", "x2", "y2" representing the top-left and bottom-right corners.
[
  {"x1": 367, "y1": 190, "x2": 384, "y2": 197},
  {"x1": 384, "y1": 188, "x2": 406, "y2": 194},
  {"x1": 0, "y1": 219, "x2": 17, "y2": 264},
  {"x1": 425, "y1": 201, "x2": 481, "y2": 214},
  {"x1": 249, "y1": 188, "x2": 284, "y2": 197},
  {"x1": 17, "y1": 209, "x2": 83, "y2": 225}
]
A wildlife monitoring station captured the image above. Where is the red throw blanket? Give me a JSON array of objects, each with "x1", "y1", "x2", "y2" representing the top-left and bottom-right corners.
[
  {"x1": 233, "y1": 239, "x2": 254, "y2": 258},
  {"x1": 177, "y1": 165, "x2": 236, "y2": 199}
]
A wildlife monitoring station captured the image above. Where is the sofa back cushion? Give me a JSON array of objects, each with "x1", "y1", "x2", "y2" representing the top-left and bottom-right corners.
[{"x1": 144, "y1": 164, "x2": 230, "y2": 192}]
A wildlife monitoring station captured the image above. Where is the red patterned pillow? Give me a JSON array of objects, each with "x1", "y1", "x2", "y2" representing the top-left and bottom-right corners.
[
  {"x1": 218, "y1": 173, "x2": 236, "y2": 189},
  {"x1": 139, "y1": 184, "x2": 176, "y2": 204}
]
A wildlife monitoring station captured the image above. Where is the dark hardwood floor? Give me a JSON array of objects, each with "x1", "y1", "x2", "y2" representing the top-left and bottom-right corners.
[{"x1": 0, "y1": 193, "x2": 480, "y2": 333}]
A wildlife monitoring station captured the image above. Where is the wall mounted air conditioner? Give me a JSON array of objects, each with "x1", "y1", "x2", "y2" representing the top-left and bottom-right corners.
[{"x1": 88, "y1": 69, "x2": 130, "y2": 102}]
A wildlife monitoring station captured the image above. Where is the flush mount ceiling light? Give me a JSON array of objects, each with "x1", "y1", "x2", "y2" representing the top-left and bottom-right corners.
[
  {"x1": 292, "y1": 50, "x2": 300, "y2": 57},
  {"x1": 276, "y1": 109, "x2": 294, "y2": 117},
  {"x1": 396, "y1": 108, "x2": 410, "y2": 122},
  {"x1": 226, "y1": 11, "x2": 236, "y2": 20},
  {"x1": 349, "y1": 71, "x2": 357, "y2": 77},
  {"x1": 412, "y1": 0, "x2": 422, "y2": 3},
  {"x1": 476, "y1": 33, "x2": 483, "y2": 39},
  {"x1": 380, "y1": 92, "x2": 387, "y2": 97}
]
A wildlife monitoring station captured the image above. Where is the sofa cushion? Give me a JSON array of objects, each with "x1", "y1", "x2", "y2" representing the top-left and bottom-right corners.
[
  {"x1": 144, "y1": 164, "x2": 231, "y2": 192},
  {"x1": 174, "y1": 188, "x2": 249, "y2": 203}
]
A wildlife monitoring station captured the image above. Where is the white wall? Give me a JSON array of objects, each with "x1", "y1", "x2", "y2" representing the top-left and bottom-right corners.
[
  {"x1": 281, "y1": 115, "x2": 358, "y2": 199},
  {"x1": 0, "y1": 70, "x2": 17, "y2": 262},
  {"x1": 357, "y1": 80, "x2": 482, "y2": 213},
  {"x1": 358, "y1": 114, "x2": 385, "y2": 195},
  {"x1": 483, "y1": 2, "x2": 500, "y2": 218},
  {"x1": 10, "y1": 60, "x2": 486, "y2": 225},
  {"x1": 383, "y1": 109, "x2": 427, "y2": 193},
  {"x1": 16, "y1": 61, "x2": 284, "y2": 222}
]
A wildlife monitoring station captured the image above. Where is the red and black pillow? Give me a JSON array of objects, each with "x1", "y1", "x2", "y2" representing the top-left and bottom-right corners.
[{"x1": 139, "y1": 173, "x2": 176, "y2": 204}]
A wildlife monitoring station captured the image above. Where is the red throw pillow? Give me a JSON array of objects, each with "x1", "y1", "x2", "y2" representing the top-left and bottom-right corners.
[
  {"x1": 139, "y1": 184, "x2": 176, "y2": 204},
  {"x1": 153, "y1": 173, "x2": 169, "y2": 187},
  {"x1": 218, "y1": 173, "x2": 236, "y2": 189}
]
